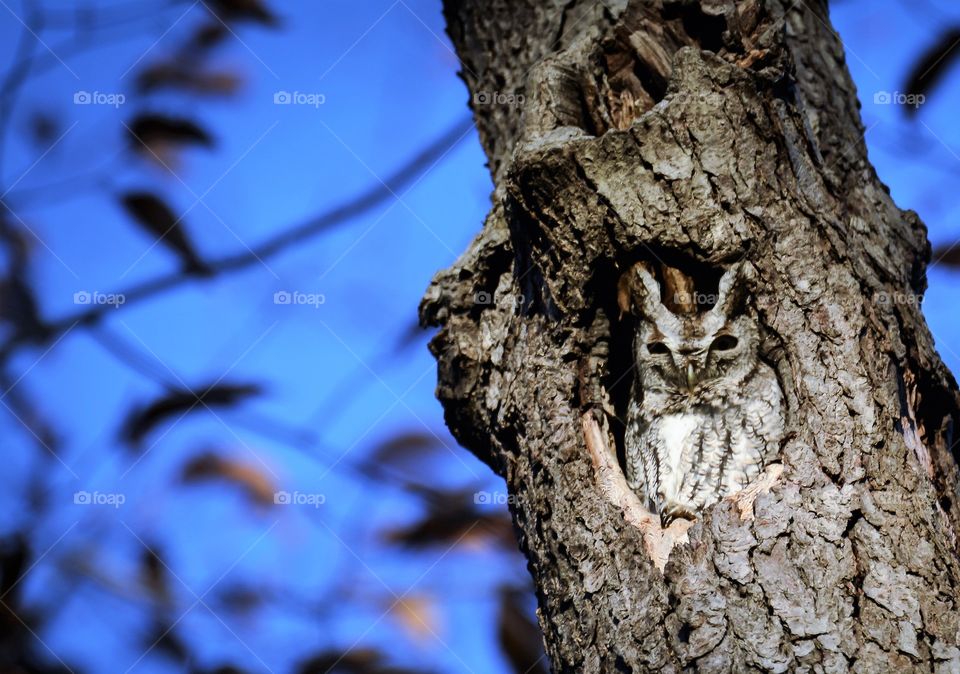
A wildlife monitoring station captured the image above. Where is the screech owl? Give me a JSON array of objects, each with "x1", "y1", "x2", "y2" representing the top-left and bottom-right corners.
[{"x1": 621, "y1": 262, "x2": 784, "y2": 524}]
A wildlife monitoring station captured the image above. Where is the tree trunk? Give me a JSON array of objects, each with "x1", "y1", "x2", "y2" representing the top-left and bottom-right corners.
[{"x1": 421, "y1": 0, "x2": 960, "y2": 671}]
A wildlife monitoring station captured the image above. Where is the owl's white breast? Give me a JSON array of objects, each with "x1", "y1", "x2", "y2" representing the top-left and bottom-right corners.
[{"x1": 658, "y1": 413, "x2": 700, "y2": 498}]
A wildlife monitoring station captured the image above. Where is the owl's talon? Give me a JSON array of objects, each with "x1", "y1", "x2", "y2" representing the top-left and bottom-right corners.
[{"x1": 660, "y1": 502, "x2": 697, "y2": 527}]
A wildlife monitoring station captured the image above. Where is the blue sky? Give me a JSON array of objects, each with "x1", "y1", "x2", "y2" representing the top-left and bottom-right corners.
[
  {"x1": 832, "y1": 0, "x2": 960, "y2": 373},
  {"x1": 0, "y1": 0, "x2": 958, "y2": 672},
  {"x1": 1, "y1": 1, "x2": 510, "y2": 672}
]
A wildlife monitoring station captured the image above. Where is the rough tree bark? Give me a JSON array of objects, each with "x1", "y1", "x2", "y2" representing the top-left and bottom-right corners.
[{"x1": 420, "y1": 0, "x2": 960, "y2": 671}]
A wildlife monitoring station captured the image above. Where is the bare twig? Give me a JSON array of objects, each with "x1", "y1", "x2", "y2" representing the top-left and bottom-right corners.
[{"x1": 0, "y1": 116, "x2": 475, "y2": 361}]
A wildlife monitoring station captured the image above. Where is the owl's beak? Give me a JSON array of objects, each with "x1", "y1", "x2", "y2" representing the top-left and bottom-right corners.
[{"x1": 686, "y1": 362, "x2": 698, "y2": 391}]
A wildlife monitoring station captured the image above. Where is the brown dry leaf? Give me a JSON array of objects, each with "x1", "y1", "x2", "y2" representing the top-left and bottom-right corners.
[
  {"x1": 139, "y1": 546, "x2": 169, "y2": 602},
  {"x1": 371, "y1": 431, "x2": 441, "y2": 468},
  {"x1": 389, "y1": 593, "x2": 442, "y2": 644},
  {"x1": 497, "y1": 586, "x2": 549, "y2": 674},
  {"x1": 137, "y1": 64, "x2": 243, "y2": 96},
  {"x1": 127, "y1": 114, "x2": 214, "y2": 167},
  {"x1": 188, "y1": 23, "x2": 230, "y2": 50},
  {"x1": 382, "y1": 490, "x2": 515, "y2": 551},
  {"x1": 295, "y1": 648, "x2": 423, "y2": 674},
  {"x1": 123, "y1": 383, "x2": 260, "y2": 446},
  {"x1": 931, "y1": 242, "x2": 960, "y2": 268},
  {"x1": 181, "y1": 452, "x2": 275, "y2": 506},
  {"x1": 119, "y1": 191, "x2": 211, "y2": 275}
]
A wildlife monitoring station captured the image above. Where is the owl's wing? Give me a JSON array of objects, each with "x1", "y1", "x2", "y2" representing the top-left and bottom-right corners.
[
  {"x1": 624, "y1": 398, "x2": 659, "y2": 508},
  {"x1": 715, "y1": 368, "x2": 785, "y2": 498},
  {"x1": 751, "y1": 366, "x2": 786, "y2": 463},
  {"x1": 624, "y1": 399, "x2": 643, "y2": 486}
]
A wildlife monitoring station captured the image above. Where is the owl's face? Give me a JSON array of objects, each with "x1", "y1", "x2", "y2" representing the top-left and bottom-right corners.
[
  {"x1": 635, "y1": 312, "x2": 759, "y2": 394},
  {"x1": 622, "y1": 262, "x2": 759, "y2": 395}
]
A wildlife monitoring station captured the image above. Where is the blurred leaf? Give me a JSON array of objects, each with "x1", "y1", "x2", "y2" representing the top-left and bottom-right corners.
[
  {"x1": 497, "y1": 586, "x2": 548, "y2": 674},
  {"x1": 389, "y1": 594, "x2": 441, "y2": 644},
  {"x1": 0, "y1": 535, "x2": 28, "y2": 601},
  {"x1": 207, "y1": 0, "x2": 279, "y2": 26},
  {"x1": 0, "y1": 221, "x2": 31, "y2": 268},
  {"x1": 371, "y1": 432, "x2": 442, "y2": 468},
  {"x1": 143, "y1": 618, "x2": 189, "y2": 663},
  {"x1": 0, "y1": 275, "x2": 49, "y2": 341},
  {"x1": 217, "y1": 585, "x2": 264, "y2": 614},
  {"x1": 393, "y1": 319, "x2": 429, "y2": 353},
  {"x1": 297, "y1": 649, "x2": 380, "y2": 674},
  {"x1": 296, "y1": 648, "x2": 426, "y2": 674},
  {"x1": 903, "y1": 27, "x2": 960, "y2": 115},
  {"x1": 189, "y1": 23, "x2": 231, "y2": 50},
  {"x1": 127, "y1": 114, "x2": 214, "y2": 153},
  {"x1": 123, "y1": 383, "x2": 262, "y2": 446},
  {"x1": 137, "y1": 64, "x2": 242, "y2": 95},
  {"x1": 27, "y1": 112, "x2": 60, "y2": 147},
  {"x1": 932, "y1": 242, "x2": 960, "y2": 267},
  {"x1": 119, "y1": 192, "x2": 211, "y2": 275},
  {"x1": 139, "y1": 545, "x2": 170, "y2": 603},
  {"x1": 181, "y1": 451, "x2": 275, "y2": 506},
  {"x1": 383, "y1": 490, "x2": 515, "y2": 550}
]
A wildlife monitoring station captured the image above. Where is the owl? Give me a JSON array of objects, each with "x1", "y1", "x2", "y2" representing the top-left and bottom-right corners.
[{"x1": 621, "y1": 262, "x2": 784, "y2": 524}]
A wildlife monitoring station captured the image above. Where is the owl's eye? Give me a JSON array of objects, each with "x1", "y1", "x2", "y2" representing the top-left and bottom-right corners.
[
  {"x1": 647, "y1": 341, "x2": 670, "y2": 355},
  {"x1": 712, "y1": 335, "x2": 739, "y2": 351}
]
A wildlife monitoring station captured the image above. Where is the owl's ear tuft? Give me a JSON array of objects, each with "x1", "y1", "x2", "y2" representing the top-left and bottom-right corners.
[
  {"x1": 712, "y1": 261, "x2": 755, "y2": 317},
  {"x1": 618, "y1": 261, "x2": 663, "y2": 318}
]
